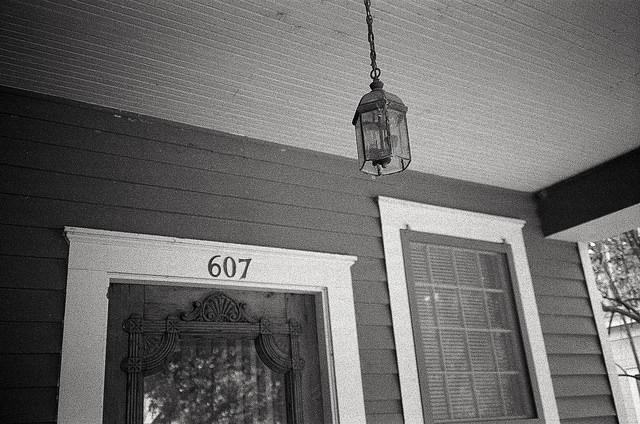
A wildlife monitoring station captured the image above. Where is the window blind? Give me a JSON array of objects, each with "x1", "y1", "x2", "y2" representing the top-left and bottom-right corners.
[{"x1": 404, "y1": 236, "x2": 535, "y2": 422}]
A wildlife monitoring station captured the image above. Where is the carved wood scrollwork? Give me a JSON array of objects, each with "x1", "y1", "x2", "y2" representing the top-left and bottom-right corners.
[
  {"x1": 121, "y1": 292, "x2": 305, "y2": 424},
  {"x1": 180, "y1": 291, "x2": 250, "y2": 322}
]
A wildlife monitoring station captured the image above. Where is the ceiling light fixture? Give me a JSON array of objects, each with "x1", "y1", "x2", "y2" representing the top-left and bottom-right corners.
[{"x1": 353, "y1": 0, "x2": 410, "y2": 176}]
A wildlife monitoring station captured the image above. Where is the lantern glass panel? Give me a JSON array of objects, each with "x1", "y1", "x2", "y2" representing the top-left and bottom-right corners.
[
  {"x1": 354, "y1": 115, "x2": 365, "y2": 168},
  {"x1": 386, "y1": 108, "x2": 410, "y2": 159},
  {"x1": 361, "y1": 109, "x2": 391, "y2": 161}
]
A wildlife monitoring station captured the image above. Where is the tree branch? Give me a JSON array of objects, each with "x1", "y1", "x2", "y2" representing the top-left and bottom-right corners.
[
  {"x1": 624, "y1": 229, "x2": 640, "y2": 260},
  {"x1": 603, "y1": 294, "x2": 640, "y2": 319},
  {"x1": 617, "y1": 363, "x2": 640, "y2": 380},
  {"x1": 602, "y1": 303, "x2": 640, "y2": 323}
]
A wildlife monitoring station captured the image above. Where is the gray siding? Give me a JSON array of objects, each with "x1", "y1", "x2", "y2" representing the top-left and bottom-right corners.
[{"x1": 0, "y1": 87, "x2": 618, "y2": 423}]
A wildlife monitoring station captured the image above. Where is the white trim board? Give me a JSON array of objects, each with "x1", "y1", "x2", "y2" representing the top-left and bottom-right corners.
[
  {"x1": 378, "y1": 196, "x2": 560, "y2": 424},
  {"x1": 58, "y1": 227, "x2": 365, "y2": 423},
  {"x1": 579, "y1": 242, "x2": 631, "y2": 424}
]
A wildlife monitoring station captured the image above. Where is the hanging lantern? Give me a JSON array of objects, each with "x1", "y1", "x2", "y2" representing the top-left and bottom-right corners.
[{"x1": 353, "y1": 0, "x2": 410, "y2": 176}]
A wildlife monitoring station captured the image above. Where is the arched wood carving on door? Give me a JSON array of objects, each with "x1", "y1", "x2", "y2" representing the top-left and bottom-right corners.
[{"x1": 120, "y1": 291, "x2": 305, "y2": 423}]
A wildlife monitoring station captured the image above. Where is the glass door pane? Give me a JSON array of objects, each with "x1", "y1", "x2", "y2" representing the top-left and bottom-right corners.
[{"x1": 144, "y1": 337, "x2": 287, "y2": 424}]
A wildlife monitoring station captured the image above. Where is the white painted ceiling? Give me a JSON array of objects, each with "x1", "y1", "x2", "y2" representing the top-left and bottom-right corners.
[{"x1": 1, "y1": 0, "x2": 638, "y2": 191}]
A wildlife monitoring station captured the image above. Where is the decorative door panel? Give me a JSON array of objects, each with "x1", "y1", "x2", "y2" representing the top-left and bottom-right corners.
[{"x1": 103, "y1": 284, "x2": 327, "y2": 424}]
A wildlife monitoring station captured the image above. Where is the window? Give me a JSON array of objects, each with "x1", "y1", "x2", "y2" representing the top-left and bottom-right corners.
[
  {"x1": 378, "y1": 196, "x2": 560, "y2": 423},
  {"x1": 402, "y1": 232, "x2": 535, "y2": 422}
]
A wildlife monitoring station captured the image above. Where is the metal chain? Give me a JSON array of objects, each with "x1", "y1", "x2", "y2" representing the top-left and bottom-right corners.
[{"x1": 364, "y1": 0, "x2": 381, "y2": 81}]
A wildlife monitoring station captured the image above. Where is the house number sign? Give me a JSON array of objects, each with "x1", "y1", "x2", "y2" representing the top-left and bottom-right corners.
[{"x1": 207, "y1": 255, "x2": 252, "y2": 279}]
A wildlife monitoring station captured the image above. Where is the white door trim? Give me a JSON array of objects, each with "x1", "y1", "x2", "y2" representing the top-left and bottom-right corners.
[{"x1": 58, "y1": 226, "x2": 365, "y2": 423}]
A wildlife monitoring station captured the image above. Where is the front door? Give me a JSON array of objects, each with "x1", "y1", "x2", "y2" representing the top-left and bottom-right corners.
[{"x1": 103, "y1": 283, "x2": 328, "y2": 424}]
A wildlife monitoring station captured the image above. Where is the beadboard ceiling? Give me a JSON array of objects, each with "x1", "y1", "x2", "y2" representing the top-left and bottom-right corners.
[{"x1": 1, "y1": 0, "x2": 638, "y2": 191}]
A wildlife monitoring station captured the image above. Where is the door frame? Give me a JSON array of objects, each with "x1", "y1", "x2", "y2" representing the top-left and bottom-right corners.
[{"x1": 58, "y1": 227, "x2": 365, "y2": 423}]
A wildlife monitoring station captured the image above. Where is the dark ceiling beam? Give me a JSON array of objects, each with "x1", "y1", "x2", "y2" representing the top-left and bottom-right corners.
[{"x1": 535, "y1": 147, "x2": 640, "y2": 237}]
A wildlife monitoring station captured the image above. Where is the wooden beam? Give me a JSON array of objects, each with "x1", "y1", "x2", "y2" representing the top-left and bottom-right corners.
[{"x1": 536, "y1": 148, "x2": 640, "y2": 237}]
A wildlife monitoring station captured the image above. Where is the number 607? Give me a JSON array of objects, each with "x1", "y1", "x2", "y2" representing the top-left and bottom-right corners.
[{"x1": 207, "y1": 255, "x2": 252, "y2": 279}]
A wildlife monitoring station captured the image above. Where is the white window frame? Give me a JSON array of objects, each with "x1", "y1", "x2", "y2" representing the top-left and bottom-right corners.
[
  {"x1": 378, "y1": 196, "x2": 560, "y2": 424},
  {"x1": 58, "y1": 227, "x2": 366, "y2": 423}
]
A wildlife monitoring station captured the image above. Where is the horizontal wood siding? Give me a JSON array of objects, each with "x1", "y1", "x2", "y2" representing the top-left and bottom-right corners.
[
  {"x1": 0, "y1": 87, "x2": 618, "y2": 423},
  {"x1": 523, "y1": 227, "x2": 618, "y2": 422}
]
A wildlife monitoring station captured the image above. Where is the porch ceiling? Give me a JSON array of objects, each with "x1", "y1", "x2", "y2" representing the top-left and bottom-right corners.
[{"x1": 1, "y1": 0, "x2": 638, "y2": 191}]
